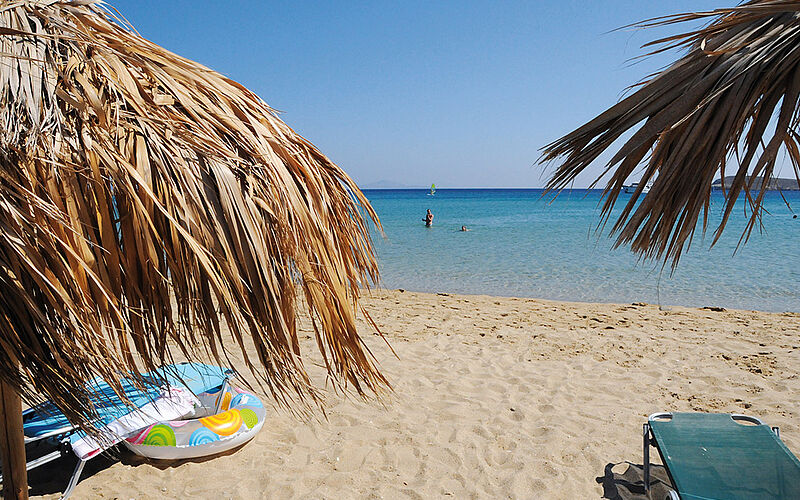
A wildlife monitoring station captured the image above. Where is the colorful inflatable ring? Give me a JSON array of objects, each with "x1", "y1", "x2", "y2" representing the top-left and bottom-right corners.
[{"x1": 123, "y1": 385, "x2": 265, "y2": 460}]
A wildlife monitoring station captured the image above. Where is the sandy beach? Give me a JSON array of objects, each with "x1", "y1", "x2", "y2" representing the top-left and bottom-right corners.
[{"x1": 29, "y1": 289, "x2": 800, "y2": 499}]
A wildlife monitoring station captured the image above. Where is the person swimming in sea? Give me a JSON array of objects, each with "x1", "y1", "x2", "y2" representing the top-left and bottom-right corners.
[
  {"x1": 423, "y1": 209, "x2": 433, "y2": 227},
  {"x1": 460, "y1": 225, "x2": 469, "y2": 231}
]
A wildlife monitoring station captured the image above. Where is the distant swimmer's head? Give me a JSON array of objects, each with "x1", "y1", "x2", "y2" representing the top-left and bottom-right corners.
[
  {"x1": 461, "y1": 226, "x2": 467, "y2": 231},
  {"x1": 795, "y1": 214, "x2": 798, "y2": 219}
]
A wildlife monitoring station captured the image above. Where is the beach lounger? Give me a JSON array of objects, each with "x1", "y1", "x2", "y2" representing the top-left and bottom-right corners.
[
  {"x1": 643, "y1": 412, "x2": 800, "y2": 500},
  {"x1": 3, "y1": 362, "x2": 233, "y2": 499}
]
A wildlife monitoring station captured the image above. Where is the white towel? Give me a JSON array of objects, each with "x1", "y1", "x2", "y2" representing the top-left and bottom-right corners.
[{"x1": 71, "y1": 386, "x2": 199, "y2": 460}]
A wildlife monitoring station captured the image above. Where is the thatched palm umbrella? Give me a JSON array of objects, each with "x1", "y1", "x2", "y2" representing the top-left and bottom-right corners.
[
  {"x1": 540, "y1": 0, "x2": 800, "y2": 265},
  {"x1": 0, "y1": 1, "x2": 387, "y2": 497}
]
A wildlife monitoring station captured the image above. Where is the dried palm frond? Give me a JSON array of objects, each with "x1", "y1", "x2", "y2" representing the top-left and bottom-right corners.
[
  {"x1": 539, "y1": 0, "x2": 800, "y2": 265},
  {"x1": 0, "y1": 0, "x2": 386, "y2": 431}
]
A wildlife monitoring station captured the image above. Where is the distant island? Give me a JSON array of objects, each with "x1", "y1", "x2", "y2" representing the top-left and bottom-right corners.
[
  {"x1": 712, "y1": 176, "x2": 799, "y2": 191},
  {"x1": 360, "y1": 180, "x2": 422, "y2": 189}
]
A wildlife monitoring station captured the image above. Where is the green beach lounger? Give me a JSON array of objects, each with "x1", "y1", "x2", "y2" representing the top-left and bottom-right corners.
[{"x1": 643, "y1": 412, "x2": 800, "y2": 500}]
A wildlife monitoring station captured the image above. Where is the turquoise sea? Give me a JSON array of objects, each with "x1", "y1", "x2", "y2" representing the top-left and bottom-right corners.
[{"x1": 364, "y1": 189, "x2": 800, "y2": 313}]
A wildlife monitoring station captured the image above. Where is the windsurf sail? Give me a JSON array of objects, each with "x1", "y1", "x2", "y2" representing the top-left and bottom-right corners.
[{"x1": 430, "y1": 183, "x2": 436, "y2": 195}]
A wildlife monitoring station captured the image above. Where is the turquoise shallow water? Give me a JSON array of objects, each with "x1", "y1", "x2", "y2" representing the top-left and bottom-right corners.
[{"x1": 364, "y1": 189, "x2": 800, "y2": 312}]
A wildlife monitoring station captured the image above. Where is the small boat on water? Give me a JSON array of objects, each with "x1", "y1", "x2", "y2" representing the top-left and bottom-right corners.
[{"x1": 623, "y1": 180, "x2": 652, "y2": 194}]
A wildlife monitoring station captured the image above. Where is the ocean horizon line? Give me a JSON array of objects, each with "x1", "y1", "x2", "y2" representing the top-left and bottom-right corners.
[{"x1": 360, "y1": 186, "x2": 586, "y2": 190}]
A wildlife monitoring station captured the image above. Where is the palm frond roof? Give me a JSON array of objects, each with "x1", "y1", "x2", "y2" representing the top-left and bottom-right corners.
[
  {"x1": 0, "y1": 0, "x2": 385, "y2": 428},
  {"x1": 540, "y1": 0, "x2": 800, "y2": 265}
]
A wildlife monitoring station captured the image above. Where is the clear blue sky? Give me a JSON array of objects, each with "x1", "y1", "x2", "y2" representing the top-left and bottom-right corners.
[{"x1": 110, "y1": 1, "x2": 730, "y2": 188}]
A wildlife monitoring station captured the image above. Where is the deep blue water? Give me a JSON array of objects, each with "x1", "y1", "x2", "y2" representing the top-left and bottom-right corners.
[{"x1": 363, "y1": 189, "x2": 800, "y2": 312}]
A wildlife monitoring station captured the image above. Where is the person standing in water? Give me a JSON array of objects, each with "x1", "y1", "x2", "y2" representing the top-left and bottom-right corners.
[{"x1": 423, "y1": 209, "x2": 434, "y2": 227}]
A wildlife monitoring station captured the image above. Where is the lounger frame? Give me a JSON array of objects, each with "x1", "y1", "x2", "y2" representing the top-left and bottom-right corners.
[
  {"x1": 0, "y1": 409, "x2": 82, "y2": 500},
  {"x1": 1, "y1": 363, "x2": 235, "y2": 499},
  {"x1": 642, "y1": 412, "x2": 781, "y2": 500}
]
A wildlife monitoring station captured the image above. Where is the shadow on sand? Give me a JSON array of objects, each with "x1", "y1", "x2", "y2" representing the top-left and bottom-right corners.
[
  {"x1": 596, "y1": 461, "x2": 675, "y2": 500},
  {"x1": 24, "y1": 442, "x2": 248, "y2": 497},
  {"x1": 26, "y1": 452, "x2": 115, "y2": 497}
]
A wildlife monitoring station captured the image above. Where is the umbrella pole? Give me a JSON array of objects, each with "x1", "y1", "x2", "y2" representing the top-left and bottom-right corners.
[{"x1": 0, "y1": 379, "x2": 26, "y2": 500}]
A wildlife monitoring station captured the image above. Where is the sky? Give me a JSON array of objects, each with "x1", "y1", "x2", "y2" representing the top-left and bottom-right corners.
[{"x1": 109, "y1": 0, "x2": 733, "y2": 188}]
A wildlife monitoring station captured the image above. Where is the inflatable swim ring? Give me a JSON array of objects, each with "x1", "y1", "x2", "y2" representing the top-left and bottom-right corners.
[{"x1": 123, "y1": 384, "x2": 265, "y2": 460}]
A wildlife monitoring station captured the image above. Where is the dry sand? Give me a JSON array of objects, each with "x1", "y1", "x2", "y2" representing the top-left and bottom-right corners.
[{"x1": 30, "y1": 290, "x2": 800, "y2": 499}]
